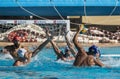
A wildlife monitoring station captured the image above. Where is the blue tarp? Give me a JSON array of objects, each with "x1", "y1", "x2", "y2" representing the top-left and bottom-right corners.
[{"x1": 0, "y1": 0, "x2": 120, "y2": 16}]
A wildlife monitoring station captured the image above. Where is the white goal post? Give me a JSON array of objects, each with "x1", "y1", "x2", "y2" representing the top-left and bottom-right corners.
[{"x1": 0, "y1": 20, "x2": 70, "y2": 42}]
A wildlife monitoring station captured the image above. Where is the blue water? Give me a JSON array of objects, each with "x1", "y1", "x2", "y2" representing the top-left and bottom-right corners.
[{"x1": 0, "y1": 46, "x2": 120, "y2": 79}]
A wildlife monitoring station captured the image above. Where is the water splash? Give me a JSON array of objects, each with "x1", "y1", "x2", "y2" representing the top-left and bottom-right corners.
[{"x1": 102, "y1": 57, "x2": 120, "y2": 67}]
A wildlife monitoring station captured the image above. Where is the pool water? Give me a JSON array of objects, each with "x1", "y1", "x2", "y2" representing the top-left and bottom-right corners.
[{"x1": 0, "y1": 46, "x2": 120, "y2": 79}]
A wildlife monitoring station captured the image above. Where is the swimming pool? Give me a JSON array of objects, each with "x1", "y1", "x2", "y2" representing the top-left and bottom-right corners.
[{"x1": 0, "y1": 46, "x2": 120, "y2": 79}]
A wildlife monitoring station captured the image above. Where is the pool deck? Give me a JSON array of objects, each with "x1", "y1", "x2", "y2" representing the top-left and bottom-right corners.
[{"x1": 0, "y1": 42, "x2": 120, "y2": 47}]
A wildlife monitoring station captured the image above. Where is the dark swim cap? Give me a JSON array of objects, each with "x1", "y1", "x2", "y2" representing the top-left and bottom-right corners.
[{"x1": 88, "y1": 45, "x2": 100, "y2": 54}]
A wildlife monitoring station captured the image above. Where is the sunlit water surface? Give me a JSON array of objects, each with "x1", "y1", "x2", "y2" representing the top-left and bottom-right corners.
[{"x1": 0, "y1": 46, "x2": 120, "y2": 79}]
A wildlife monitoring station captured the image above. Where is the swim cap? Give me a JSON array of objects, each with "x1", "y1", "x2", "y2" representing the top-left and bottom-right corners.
[
  {"x1": 17, "y1": 48, "x2": 27, "y2": 57},
  {"x1": 64, "y1": 46, "x2": 70, "y2": 52},
  {"x1": 88, "y1": 45, "x2": 100, "y2": 55}
]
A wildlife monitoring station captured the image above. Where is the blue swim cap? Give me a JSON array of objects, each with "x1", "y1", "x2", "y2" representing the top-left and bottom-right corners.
[{"x1": 88, "y1": 45, "x2": 100, "y2": 54}]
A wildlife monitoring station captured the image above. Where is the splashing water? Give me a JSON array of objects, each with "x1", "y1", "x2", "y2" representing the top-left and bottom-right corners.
[{"x1": 0, "y1": 47, "x2": 120, "y2": 79}]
